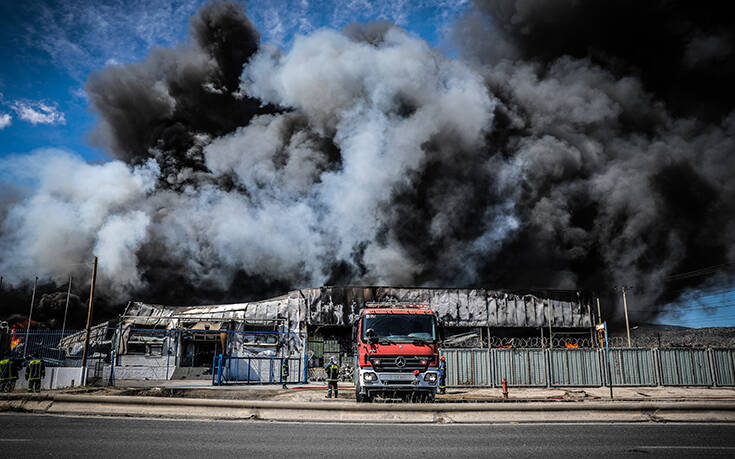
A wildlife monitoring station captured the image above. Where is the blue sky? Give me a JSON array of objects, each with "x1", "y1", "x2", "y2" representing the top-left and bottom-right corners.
[
  {"x1": 655, "y1": 286, "x2": 735, "y2": 328},
  {"x1": 0, "y1": 0, "x2": 468, "y2": 162}
]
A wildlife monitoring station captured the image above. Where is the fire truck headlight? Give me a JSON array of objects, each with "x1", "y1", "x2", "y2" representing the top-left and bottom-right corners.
[
  {"x1": 363, "y1": 372, "x2": 378, "y2": 383},
  {"x1": 424, "y1": 372, "x2": 438, "y2": 384}
]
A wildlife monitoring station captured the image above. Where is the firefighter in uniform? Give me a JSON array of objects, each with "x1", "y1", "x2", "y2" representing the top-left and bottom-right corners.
[
  {"x1": 438, "y1": 355, "x2": 447, "y2": 394},
  {"x1": 1, "y1": 355, "x2": 19, "y2": 392},
  {"x1": 281, "y1": 355, "x2": 290, "y2": 389},
  {"x1": 324, "y1": 355, "x2": 340, "y2": 398},
  {"x1": 25, "y1": 353, "x2": 45, "y2": 393}
]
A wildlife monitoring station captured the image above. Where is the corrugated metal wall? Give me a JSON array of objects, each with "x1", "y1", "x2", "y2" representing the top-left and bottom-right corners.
[
  {"x1": 607, "y1": 349, "x2": 658, "y2": 386},
  {"x1": 712, "y1": 349, "x2": 735, "y2": 386},
  {"x1": 442, "y1": 348, "x2": 491, "y2": 386},
  {"x1": 441, "y1": 347, "x2": 735, "y2": 388},
  {"x1": 493, "y1": 349, "x2": 548, "y2": 386},
  {"x1": 550, "y1": 349, "x2": 602, "y2": 386},
  {"x1": 658, "y1": 349, "x2": 712, "y2": 386}
]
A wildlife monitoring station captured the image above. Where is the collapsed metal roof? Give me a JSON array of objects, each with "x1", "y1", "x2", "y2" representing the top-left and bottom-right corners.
[{"x1": 124, "y1": 286, "x2": 592, "y2": 329}]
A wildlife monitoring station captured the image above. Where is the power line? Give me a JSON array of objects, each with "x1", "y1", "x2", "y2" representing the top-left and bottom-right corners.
[
  {"x1": 665, "y1": 263, "x2": 734, "y2": 282},
  {"x1": 671, "y1": 317, "x2": 735, "y2": 327},
  {"x1": 658, "y1": 303, "x2": 735, "y2": 313}
]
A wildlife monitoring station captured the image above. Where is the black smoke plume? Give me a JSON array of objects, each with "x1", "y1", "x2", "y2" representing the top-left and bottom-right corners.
[{"x1": 86, "y1": 0, "x2": 277, "y2": 186}]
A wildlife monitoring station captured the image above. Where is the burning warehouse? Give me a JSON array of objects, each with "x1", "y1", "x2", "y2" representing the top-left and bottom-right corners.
[{"x1": 62, "y1": 286, "x2": 590, "y2": 383}]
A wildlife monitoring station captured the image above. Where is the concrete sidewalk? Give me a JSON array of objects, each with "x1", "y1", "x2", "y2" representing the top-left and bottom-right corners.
[
  {"x1": 105, "y1": 380, "x2": 735, "y2": 403},
  {"x1": 3, "y1": 391, "x2": 735, "y2": 423},
  {"x1": 4, "y1": 383, "x2": 735, "y2": 423}
]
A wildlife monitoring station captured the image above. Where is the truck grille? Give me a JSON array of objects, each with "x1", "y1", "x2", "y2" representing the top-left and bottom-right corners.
[{"x1": 370, "y1": 356, "x2": 431, "y2": 372}]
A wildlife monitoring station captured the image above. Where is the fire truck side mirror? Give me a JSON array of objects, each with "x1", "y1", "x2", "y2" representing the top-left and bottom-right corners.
[{"x1": 366, "y1": 328, "x2": 375, "y2": 337}]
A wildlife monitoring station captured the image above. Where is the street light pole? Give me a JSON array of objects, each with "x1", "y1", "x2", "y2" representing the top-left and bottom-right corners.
[
  {"x1": 61, "y1": 275, "x2": 72, "y2": 337},
  {"x1": 24, "y1": 275, "x2": 38, "y2": 358},
  {"x1": 81, "y1": 256, "x2": 98, "y2": 371}
]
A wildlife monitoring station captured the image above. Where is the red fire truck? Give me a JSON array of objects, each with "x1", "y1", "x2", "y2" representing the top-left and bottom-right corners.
[{"x1": 353, "y1": 303, "x2": 442, "y2": 402}]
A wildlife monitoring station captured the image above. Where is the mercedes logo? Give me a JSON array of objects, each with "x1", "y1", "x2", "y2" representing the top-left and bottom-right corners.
[{"x1": 395, "y1": 356, "x2": 406, "y2": 367}]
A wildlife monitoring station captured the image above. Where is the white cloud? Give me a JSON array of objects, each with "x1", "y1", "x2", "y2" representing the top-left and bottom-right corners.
[
  {"x1": 22, "y1": 0, "x2": 203, "y2": 79},
  {"x1": 246, "y1": 0, "x2": 469, "y2": 47},
  {"x1": 70, "y1": 86, "x2": 88, "y2": 100},
  {"x1": 0, "y1": 113, "x2": 11, "y2": 129},
  {"x1": 11, "y1": 101, "x2": 66, "y2": 125}
]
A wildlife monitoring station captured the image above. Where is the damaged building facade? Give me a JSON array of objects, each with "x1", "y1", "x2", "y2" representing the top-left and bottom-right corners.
[{"x1": 62, "y1": 286, "x2": 592, "y2": 383}]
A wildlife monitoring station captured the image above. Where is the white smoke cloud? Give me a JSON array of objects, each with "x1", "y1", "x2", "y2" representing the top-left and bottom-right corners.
[
  {"x1": 236, "y1": 27, "x2": 497, "y2": 283},
  {"x1": 1, "y1": 25, "x2": 500, "y2": 300},
  {"x1": 2, "y1": 1, "x2": 734, "y2": 324},
  {"x1": 0, "y1": 149, "x2": 158, "y2": 295}
]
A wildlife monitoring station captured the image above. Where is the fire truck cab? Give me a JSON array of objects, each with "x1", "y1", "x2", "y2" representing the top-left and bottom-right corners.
[{"x1": 353, "y1": 303, "x2": 442, "y2": 403}]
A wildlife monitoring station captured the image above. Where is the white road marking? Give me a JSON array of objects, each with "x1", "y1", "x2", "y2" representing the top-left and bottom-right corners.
[{"x1": 639, "y1": 446, "x2": 735, "y2": 450}]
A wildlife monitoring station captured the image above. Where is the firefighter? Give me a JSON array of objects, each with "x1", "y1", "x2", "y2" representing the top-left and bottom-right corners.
[
  {"x1": 25, "y1": 352, "x2": 45, "y2": 393},
  {"x1": 0, "y1": 355, "x2": 15, "y2": 392},
  {"x1": 281, "y1": 354, "x2": 290, "y2": 389},
  {"x1": 324, "y1": 355, "x2": 340, "y2": 398},
  {"x1": 438, "y1": 355, "x2": 446, "y2": 394}
]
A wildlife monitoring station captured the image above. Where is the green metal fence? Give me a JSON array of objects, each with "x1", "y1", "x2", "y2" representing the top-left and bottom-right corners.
[{"x1": 441, "y1": 347, "x2": 735, "y2": 388}]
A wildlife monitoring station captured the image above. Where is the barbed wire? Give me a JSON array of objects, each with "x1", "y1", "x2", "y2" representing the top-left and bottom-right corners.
[{"x1": 483, "y1": 336, "x2": 633, "y2": 348}]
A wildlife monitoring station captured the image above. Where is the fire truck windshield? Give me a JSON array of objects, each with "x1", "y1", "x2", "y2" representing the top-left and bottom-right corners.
[{"x1": 362, "y1": 314, "x2": 435, "y2": 343}]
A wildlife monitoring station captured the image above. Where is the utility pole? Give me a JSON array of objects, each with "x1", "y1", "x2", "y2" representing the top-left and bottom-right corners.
[
  {"x1": 81, "y1": 256, "x2": 98, "y2": 370},
  {"x1": 24, "y1": 275, "x2": 38, "y2": 358},
  {"x1": 61, "y1": 275, "x2": 72, "y2": 337},
  {"x1": 617, "y1": 286, "x2": 632, "y2": 347},
  {"x1": 596, "y1": 297, "x2": 602, "y2": 324}
]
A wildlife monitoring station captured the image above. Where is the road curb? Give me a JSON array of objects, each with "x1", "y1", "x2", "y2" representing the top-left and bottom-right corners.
[{"x1": 3, "y1": 394, "x2": 735, "y2": 423}]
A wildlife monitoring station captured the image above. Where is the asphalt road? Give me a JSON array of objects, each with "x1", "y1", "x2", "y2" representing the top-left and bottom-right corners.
[{"x1": 2, "y1": 414, "x2": 735, "y2": 458}]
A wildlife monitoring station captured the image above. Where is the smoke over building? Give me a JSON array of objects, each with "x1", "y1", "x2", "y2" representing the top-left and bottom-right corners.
[{"x1": 1, "y1": 0, "x2": 734, "y2": 327}]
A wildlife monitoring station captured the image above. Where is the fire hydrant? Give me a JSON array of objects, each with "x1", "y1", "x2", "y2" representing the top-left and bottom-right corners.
[{"x1": 502, "y1": 378, "x2": 508, "y2": 399}]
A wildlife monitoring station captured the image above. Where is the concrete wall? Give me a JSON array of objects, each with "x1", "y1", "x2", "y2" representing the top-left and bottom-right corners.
[
  {"x1": 11, "y1": 367, "x2": 87, "y2": 391},
  {"x1": 103, "y1": 364, "x2": 175, "y2": 381}
]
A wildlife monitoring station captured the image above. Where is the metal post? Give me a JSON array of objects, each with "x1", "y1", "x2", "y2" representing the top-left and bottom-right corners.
[
  {"x1": 707, "y1": 348, "x2": 716, "y2": 387},
  {"x1": 165, "y1": 330, "x2": 171, "y2": 381},
  {"x1": 620, "y1": 287, "x2": 632, "y2": 347},
  {"x1": 547, "y1": 299, "x2": 553, "y2": 349},
  {"x1": 587, "y1": 301, "x2": 595, "y2": 346},
  {"x1": 61, "y1": 275, "x2": 72, "y2": 337},
  {"x1": 81, "y1": 256, "x2": 98, "y2": 370},
  {"x1": 604, "y1": 322, "x2": 613, "y2": 399},
  {"x1": 24, "y1": 275, "x2": 38, "y2": 358},
  {"x1": 211, "y1": 354, "x2": 217, "y2": 386}
]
